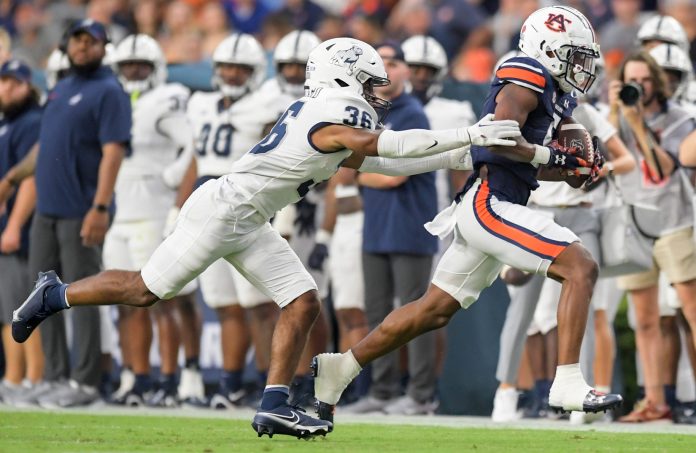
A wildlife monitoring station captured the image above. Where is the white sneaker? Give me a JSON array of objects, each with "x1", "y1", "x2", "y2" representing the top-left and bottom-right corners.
[
  {"x1": 491, "y1": 388, "x2": 521, "y2": 423},
  {"x1": 112, "y1": 368, "x2": 135, "y2": 402},
  {"x1": 178, "y1": 368, "x2": 205, "y2": 401},
  {"x1": 340, "y1": 396, "x2": 394, "y2": 414},
  {"x1": 383, "y1": 395, "x2": 438, "y2": 415},
  {"x1": 569, "y1": 410, "x2": 607, "y2": 425}
]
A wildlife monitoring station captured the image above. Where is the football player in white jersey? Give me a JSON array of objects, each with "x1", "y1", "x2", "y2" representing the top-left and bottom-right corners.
[
  {"x1": 103, "y1": 34, "x2": 201, "y2": 407},
  {"x1": 13, "y1": 37, "x2": 519, "y2": 438},
  {"x1": 259, "y1": 29, "x2": 332, "y2": 407},
  {"x1": 183, "y1": 32, "x2": 287, "y2": 409}
]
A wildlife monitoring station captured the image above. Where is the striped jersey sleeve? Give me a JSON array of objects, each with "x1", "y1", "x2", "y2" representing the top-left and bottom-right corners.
[{"x1": 494, "y1": 57, "x2": 548, "y2": 93}]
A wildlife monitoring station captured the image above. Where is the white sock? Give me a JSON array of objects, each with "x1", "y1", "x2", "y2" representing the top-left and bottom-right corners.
[
  {"x1": 63, "y1": 285, "x2": 71, "y2": 308},
  {"x1": 549, "y1": 363, "x2": 592, "y2": 410},
  {"x1": 315, "y1": 350, "x2": 362, "y2": 405},
  {"x1": 596, "y1": 385, "x2": 610, "y2": 394}
]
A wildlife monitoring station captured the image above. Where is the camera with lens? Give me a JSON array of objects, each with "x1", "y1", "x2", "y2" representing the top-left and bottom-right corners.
[{"x1": 619, "y1": 82, "x2": 643, "y2": 106}]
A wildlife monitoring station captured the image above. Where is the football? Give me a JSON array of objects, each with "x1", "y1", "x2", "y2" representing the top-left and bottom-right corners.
[{"x1": 556, "y1": 117, "x2": 596, "y2": 189}]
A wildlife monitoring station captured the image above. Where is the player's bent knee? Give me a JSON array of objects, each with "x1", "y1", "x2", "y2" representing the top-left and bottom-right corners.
[
  {"x1": 288, "y1": 291, "x2": 322, "y2": 321},
  {"x1": 128, "y1": 273, "x2": 160, "y2": 308}
]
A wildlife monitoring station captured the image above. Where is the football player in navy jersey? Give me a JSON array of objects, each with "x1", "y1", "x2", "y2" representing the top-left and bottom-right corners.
[{"x1": 313, "y1": 6, "x2": 623, "y2": 422}]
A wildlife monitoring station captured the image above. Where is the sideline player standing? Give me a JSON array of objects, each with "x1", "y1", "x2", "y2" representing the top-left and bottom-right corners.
[
  {"x1": 12, "y1": 37, "x2": 519, "y2": 438},
  {"x1": 183, "y1": 33, "x2": 286, "y2": 408},
  {"x1": 312, "y1": 6, "x2": 623, "y2": 422},
  {"x1": 104, "y1": 34, "x2": 200, "y2": 407}
]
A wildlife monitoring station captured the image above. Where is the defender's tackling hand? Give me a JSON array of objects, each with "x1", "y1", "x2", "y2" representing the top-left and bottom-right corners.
[{"x1": 465, "y1": 113, "x2": 521, "y2": 147}]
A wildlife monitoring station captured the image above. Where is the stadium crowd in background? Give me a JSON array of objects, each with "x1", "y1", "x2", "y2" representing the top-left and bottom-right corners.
[{"x1": 1, "y1": 0, "x2": 696, "y2": 428}]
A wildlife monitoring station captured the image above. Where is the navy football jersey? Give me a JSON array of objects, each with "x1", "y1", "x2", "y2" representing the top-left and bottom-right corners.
[{"x1": 464, "y1": 56, "x2": 576, "y2": 205}]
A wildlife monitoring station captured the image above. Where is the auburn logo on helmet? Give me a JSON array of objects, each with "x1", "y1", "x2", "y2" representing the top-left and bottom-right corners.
[{"x1": 544, "y1": 13, "x2": 571, "y2": 32}]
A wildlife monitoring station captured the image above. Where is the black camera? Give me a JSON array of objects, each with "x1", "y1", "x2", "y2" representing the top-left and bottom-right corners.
[{"x1": 619, "y1": 82, "x2": 643, "y2": 106}]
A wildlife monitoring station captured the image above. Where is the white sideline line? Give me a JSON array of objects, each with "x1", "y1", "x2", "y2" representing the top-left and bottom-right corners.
[{"x1": 2, "y1": 405, "x2": 695, "y2": 435}]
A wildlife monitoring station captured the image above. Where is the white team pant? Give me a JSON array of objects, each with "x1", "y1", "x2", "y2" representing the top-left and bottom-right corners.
[
  {"x1": 141, "y1": 180, "x2": 317, "y2": 308},
  {"x1": 328, "y1": 211, "x2": 365, "y2": 310},
  {"x1": 432, "y1": 180, "x2": 579, "y2": 307},
  {"x1": 103, "y1": 219, "x2": 197, "y2": 295},
  {"x1": 198, "y1": 258, "x2": 271, "y2": 308}
]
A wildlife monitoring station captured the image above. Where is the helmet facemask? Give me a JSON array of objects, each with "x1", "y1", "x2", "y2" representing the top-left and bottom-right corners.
[
  {"x1": 117, "y1": 60, "x2": 156, "y2": 94},
  {"x1": 358, "y1": 70, "x2": 391, "y2": 125},
  {"x1": 555, "y1": 45, "x2": 599, "y2": 93},
  {"x1": 213, "y1": 63, "x2": 255, "y2": 100}
]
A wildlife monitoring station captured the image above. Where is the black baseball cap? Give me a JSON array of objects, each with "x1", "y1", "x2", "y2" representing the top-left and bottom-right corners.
[
  {"x1": 0, "y1": 59, "x2": 32, "y2": 83},
  {"x1": 69, "y1": 19, "x2": 110, "y2": 43},
  {"x1": 376, "y1": 41, "x2": 405, "y2": 62}
]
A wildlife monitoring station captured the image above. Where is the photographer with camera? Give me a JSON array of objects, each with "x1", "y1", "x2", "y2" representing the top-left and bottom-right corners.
[{"x1": 609, "y1": 51, "x2": 696, "y2": 422}]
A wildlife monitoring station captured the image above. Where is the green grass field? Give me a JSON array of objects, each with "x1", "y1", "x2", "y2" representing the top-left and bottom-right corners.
[{"x1": 1, "y1": 412, "x2": 695, "y2": 452}]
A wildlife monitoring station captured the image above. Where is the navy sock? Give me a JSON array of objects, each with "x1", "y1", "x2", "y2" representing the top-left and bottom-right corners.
[
  {"x1": 664, "y1": 384, "x2": 677, "y2": 408},
  {"x1": 185, "y1": 357, "x2": 200, "y2": 370},
  {"x1": 133, "y1": 374, "x2": 152, "y2": 393},
  {"x1": 221, "y1": 370, "x2": 243, "y2": 393},
  {"x1": 260, "y1": 385, "x2": 289, "y2": 411},
  {"x1": 160, "y1": 373, "x2": 177, "y2": 393},
  {"x1": 534, "y1": 379, "x2": 551, "y2": 400},
  {"x1": 257, "y1": 370, "x2": 268, "y2": 387},
  {"x1": 44, "y1": 284, "x2": 69, "y2": 312}
]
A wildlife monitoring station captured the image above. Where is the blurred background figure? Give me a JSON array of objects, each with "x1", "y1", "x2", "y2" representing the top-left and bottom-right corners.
[{"x1": 0, "y1": 59, "x2": 44, "y2": 406}]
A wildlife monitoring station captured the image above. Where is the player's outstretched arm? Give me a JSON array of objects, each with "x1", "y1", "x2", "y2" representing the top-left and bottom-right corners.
[
  {"x1": 310, "y1": 114, "x2": 520, "y2": 159},
  {"x1": 342, "y1": 147, "x2": 472, "y2": 175}
]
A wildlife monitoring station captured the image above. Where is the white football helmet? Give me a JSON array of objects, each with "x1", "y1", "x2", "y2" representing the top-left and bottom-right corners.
[
  {"x1": 402, "y1": 35, "x2": 448, "y2": 102},
  {"x1": 46, "y1": 48, "x2": 70, "y2": 90},
  {"x1": 113, "y1": 34, "x2": 167, "y2": 93},
  {"x1": 306, "y1": 37, "x2": 390, "y2": 111},
  {"x1": 273, "y1": 30, "x2": 320, "y2": 97},
  {"x1": 649, "y1": 43, "x2": 693, "y2": 100},
  {"x1": 212, "y1": 33, "x2": 266, "y2": 99},
  {"x1": 103, "y1": 43, "x2": 117, "y2": 67},
  {"x1": 518, "y1": 6, "x2": 600, "y2": 93},
  {"x1": 637, "y1": 15, "x2": 689, "y2": 52}
]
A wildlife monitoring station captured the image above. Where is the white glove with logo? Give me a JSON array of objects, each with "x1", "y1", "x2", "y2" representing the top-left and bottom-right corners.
[
  {"x1": 446, "y1": 147, "x2": 473, "y2": 170},
  {"x1": 465, "y1": 113, "x2": 521, "y2": 147}
]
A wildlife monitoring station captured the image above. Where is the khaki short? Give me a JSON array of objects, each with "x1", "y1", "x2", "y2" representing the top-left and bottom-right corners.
[{"x1": 618, "y1": 227, "x2": 696, "y2": 291}]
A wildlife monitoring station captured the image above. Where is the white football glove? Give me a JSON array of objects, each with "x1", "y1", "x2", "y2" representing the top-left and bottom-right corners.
[
  {"x1": 163, "y1": 206, "x2": 180, "y2": 238},
  {"x1": 465, "y1": 113, "x2": 521, "y2": 147},
  {"x1": 446, "y1": 147, "x2": 473, "y2": 171}
]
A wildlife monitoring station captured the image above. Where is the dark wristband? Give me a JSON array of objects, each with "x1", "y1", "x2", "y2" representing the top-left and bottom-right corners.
[{"x1": 93, "y1": 204, "x2": 109, "y2": 213}]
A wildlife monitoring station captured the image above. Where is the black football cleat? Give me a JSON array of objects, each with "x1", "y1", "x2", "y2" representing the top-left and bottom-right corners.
[
  {"x1": 550, "y1": 389, "x2": 623, "y2": 414},
  {"x1": 12, "y1": 271, "x2": 66, "y2": 343},
  {"x1": 251, "y1": 404, "x2": 332, "y2": 439}
]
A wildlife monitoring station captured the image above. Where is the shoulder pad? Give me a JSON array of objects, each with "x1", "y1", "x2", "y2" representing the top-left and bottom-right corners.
[
  {"x1": 313, "y1": 89, "x2": 378, "y2": 130},
  {"x1": 160, "y1": 83, "x2": 191, "y2": 99},
  {"x1": 187, "y1": 91, "x2": 218, "y2": 111},
  {"x1": 494, "y1": 56, "x2": 549, "y2": 94}
]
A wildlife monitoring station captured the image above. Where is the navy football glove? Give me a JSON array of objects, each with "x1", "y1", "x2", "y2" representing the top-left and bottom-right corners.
[{"x1": 545, "y1": 140, "x2": 591, "y2": 171}]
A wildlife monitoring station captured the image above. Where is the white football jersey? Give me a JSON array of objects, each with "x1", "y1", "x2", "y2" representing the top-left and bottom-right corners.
[
  {"x1": 257, "y1": 78, "x2": 295, "y2": 119},
  {"x1": 114, "y1": 83, "x2": 192, "y2": 222},
  {"x1": 187, "y1": 90, "x2": 279, "y2": 178},
  {"x1": 222, "y1": 87, "x2": 378, "y2": 220}
]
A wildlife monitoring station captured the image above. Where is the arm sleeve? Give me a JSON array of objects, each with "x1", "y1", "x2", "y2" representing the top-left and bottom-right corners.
[
  {"x1": 97, "y1": 85, "x2": 132, "y2": 146},
  {"x1": 359, "y1": 148, "x2": 471, "y2": 175},
  {"x1": 376, "y1": 127, "x2": 468, "y2": 158}
]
